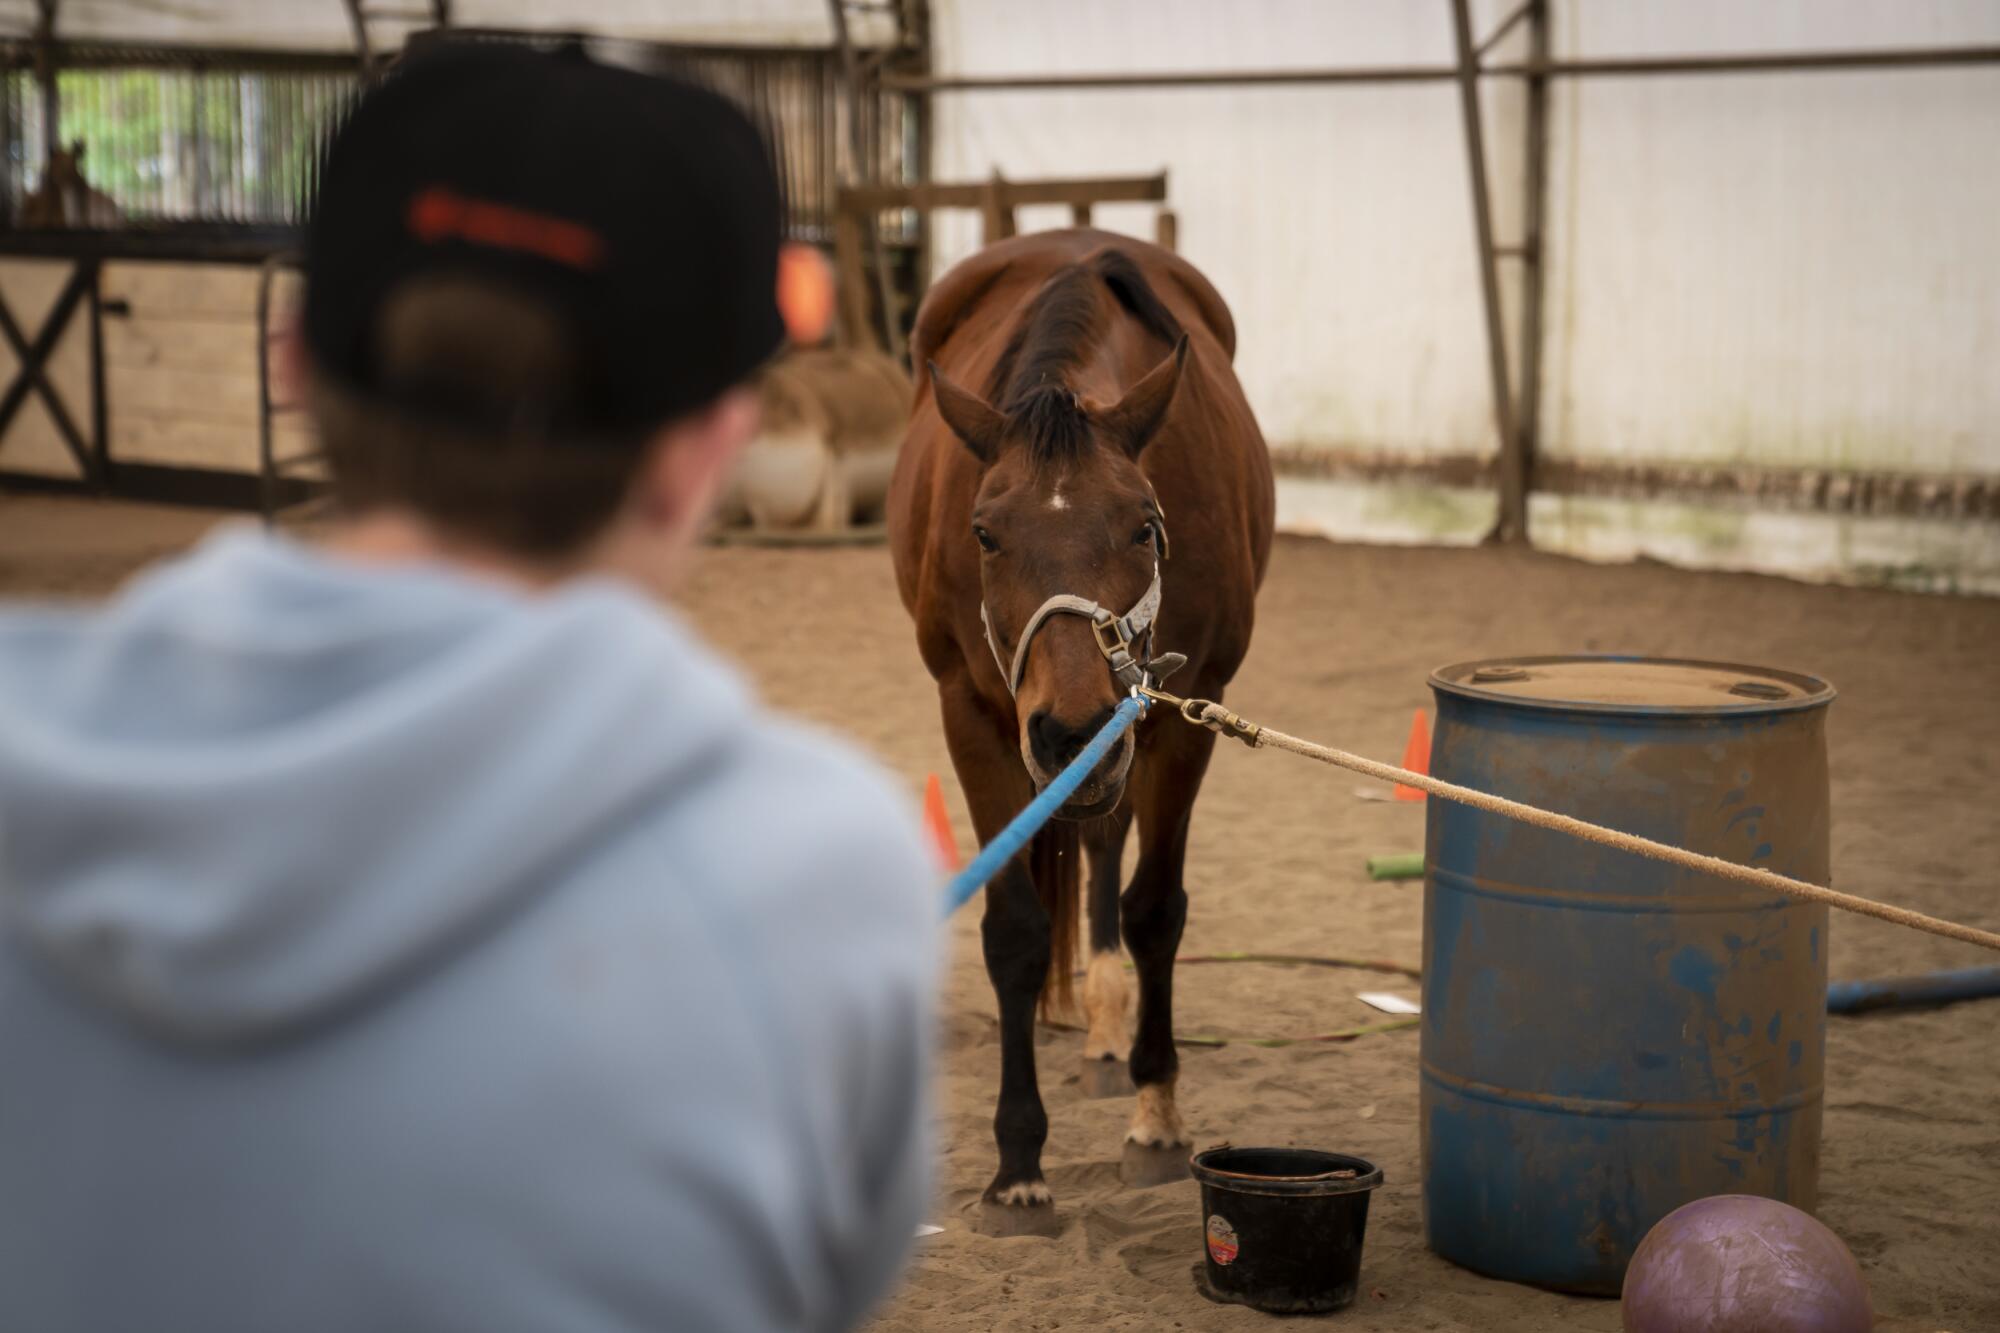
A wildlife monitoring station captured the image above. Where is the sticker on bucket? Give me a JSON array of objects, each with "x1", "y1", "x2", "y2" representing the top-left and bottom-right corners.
[{"x1": 1205, "y1": 1214, "x2": 1239, "y2": 1266}]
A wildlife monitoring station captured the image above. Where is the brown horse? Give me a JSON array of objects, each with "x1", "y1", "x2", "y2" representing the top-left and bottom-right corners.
[
  {"x1": 17, "y1": 142, "x2": 120, "y2": 230},
  {"x1": 889, "y1": 229, "x2": 1274, "y2": 1213}
]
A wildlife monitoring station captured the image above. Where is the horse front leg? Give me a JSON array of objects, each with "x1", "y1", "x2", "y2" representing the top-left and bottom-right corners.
[
  {"x1": 1121, "y1": 716, "x2": 1216, "y2": 1156},
  {"x1": 1078, "y1": 808, "x2": 1137, "y2": 1099},
  {"x1": 1081, "y1": 807, "x2": 1133, "y2": 1065},
  {"x1": 940, "y1": 678, "x2": 1056, "y2": 1215},
  {"x1": 981, "y1": 858, "x2": 1053, "y2": 1207}
]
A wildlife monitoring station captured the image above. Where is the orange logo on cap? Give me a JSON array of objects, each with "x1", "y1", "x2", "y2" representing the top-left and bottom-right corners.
[{"x1": 407, "y1": 186, "x2": 605, "y2": 271}]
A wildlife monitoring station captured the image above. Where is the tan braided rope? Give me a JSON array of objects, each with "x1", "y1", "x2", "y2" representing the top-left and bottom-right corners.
[{"x1": 1188, "y1": 703, "x2": 2000, "y2": 954}]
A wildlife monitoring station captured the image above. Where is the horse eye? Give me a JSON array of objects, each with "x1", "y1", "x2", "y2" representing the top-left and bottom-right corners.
[
  {"x1": 1134, "y1": 522, "x2": 1157, "y2": 548},
  {"x1": 973, "y1": 526, "x2": 998, "y2": 554}
]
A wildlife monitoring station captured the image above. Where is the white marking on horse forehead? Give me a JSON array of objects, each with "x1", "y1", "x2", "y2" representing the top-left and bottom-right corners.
[{"x1": 1048, "y1": 488, "x2": 1068, "y2": 511}]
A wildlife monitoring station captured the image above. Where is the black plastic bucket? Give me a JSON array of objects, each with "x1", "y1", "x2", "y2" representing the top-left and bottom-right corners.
[{"x1": 1190, "y1": 1146, "x2": 1384, "y2": 1315}]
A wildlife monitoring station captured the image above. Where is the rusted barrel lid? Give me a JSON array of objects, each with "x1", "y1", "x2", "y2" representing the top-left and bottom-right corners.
[{"x1": 1429, "y1": 655, "x2": 1835, "y2": 716}]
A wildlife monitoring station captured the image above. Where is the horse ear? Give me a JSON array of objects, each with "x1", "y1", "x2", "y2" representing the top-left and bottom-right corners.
[
  {"x1": 929, "y1": 361, "x2": 1004, "y2": 464},
  {"x1": 1094, "y1": 335, "x2": 1188, "y2": 456}
]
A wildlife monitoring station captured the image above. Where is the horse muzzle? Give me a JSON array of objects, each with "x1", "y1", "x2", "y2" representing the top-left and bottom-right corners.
[{"x1": 1021, "y1": 717, "x2": 1136, "y2": 819}]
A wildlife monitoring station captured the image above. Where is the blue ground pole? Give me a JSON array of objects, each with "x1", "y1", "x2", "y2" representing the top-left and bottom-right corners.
[
  {"x1": 941, "y1": 695, "x2": 1147, "y2": 918},
  {"x1": 1827, "y1": 966, "x2": 2000, "y2": 1015}
]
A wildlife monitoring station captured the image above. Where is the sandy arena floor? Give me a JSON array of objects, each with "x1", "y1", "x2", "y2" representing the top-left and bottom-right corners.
[{"x1": 3, "y1": 494, "x2": 1995, "y2": 1332}]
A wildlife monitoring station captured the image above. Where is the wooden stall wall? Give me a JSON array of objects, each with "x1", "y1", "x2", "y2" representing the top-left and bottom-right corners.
[
  {"x1": 0, "y1": 251, "x2": 316, "y2": 506},
  {"x1": 98, "y1": 260, "x2": 309, "y2": 475},
  {"x1": 0, "y1": 257, "x2": 96, "y2": 480}
]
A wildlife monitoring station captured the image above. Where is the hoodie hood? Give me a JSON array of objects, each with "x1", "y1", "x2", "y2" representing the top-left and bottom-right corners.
[{"x1": 0, "y1": 525, "x2": 748, "y2": 1047}]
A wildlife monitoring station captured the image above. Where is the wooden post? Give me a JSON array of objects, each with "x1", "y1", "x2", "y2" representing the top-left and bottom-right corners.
[
  {"x1": 831, "y1": 209, "x2": 878, "y2": 350},
  {"x1": 1154, "y1": 208, "x2": 1178, "y2": 251},
  {"x1": 1071, "y1": 202, "x2": 1093, "y2": 227},
  {"x1": 86, "y1": 258, "x2": 106, "y2": 487},
  {"x1": 980, "y1": 170, "x2": 1016, "y2": 244}
]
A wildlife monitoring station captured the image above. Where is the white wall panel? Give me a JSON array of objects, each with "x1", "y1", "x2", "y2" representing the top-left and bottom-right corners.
[
  {"x1": 929, "y1": 0, "x2": 1514, "y2": 460},
  {"x1": 1540, "y1": 3, "x2": 2000, "y2": 477}
]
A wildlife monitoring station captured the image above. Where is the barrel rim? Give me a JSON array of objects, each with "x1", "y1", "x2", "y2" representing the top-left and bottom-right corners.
[{"x1": 1429, "y1": 654, "x2": 1836, "y2": 717}]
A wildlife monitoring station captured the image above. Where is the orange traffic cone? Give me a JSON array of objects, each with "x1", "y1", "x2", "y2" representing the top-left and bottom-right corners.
[
  {"x1": 923, "y1": 773, "x2": 960, "y2": 869},
  {"x1": 1392, "y1": 710, "x2": 1431, "y2": 802}
]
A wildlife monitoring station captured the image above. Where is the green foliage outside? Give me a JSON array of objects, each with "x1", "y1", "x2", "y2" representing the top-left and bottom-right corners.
[{"x1": 25, "y1": 68, "x2": 352, "y2": 223}]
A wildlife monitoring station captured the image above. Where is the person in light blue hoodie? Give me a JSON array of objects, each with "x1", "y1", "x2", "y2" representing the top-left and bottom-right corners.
[{"x1": 0, "y1": 42, "x2": 938, "y2": 1333}]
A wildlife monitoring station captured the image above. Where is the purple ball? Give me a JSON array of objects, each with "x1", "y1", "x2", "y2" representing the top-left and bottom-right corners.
[{"x1": 1622, "y1": 1195, "x2": 1872, "y2": 1333}]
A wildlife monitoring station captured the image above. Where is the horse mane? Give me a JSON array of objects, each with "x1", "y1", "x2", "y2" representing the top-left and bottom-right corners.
[{"x1": 986, "y1": 249, "x2": 1186, "y2": 467}]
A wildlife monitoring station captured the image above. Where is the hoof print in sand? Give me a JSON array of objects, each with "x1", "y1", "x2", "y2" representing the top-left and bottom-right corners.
[
  {"x1": 1078, "y1": 1058, "x2": 1136, "y2": 1099},
  {"x1": 1119, "y1": 1140, "x2": 1191, "y2": 1188}
]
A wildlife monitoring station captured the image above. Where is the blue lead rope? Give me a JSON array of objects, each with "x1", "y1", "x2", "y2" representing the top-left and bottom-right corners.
[{"x1": 941, "y1": 694, "x2": 1148, "y2": 917}]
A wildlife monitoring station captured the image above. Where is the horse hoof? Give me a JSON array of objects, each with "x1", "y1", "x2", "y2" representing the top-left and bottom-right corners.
[
  {"x1": 971, "y1": 1182, "x2": 1061, "y2": 1238},
  {"x1": 1078, "y1": 1057, "x2": 1135, "y2": 1099},
  {"x1": 1119, "y1": 1140, "x2": 1191, "y2": 1189}
]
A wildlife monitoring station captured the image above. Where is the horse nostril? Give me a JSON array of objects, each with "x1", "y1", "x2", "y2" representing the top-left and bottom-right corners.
[
  {"x1": 1027, "y1": 710, "x2": 1067, "y2": 768},
  {"x1": 1028, "y1": 707, "x2": 1116, "y2": 772}
]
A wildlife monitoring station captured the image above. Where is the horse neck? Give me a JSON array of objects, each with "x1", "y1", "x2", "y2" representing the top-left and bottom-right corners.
[
  {"x1": 1001, "y1": 272, "x2": 1181, "y2": 418},
  {"x1": 65, "y1": 180, "x2": 118, "y2": 227},
  {"x1": 992, "y1": 266, "x2": 1121, "y2": 406}
]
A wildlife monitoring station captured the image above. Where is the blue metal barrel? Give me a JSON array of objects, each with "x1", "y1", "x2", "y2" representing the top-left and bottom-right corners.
[{"x1": 1420, "y1": 656, "x2": 1835, "y2": 1294}]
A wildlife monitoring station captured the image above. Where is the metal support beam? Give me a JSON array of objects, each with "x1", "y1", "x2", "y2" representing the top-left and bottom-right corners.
[
  {"x1": 827, "y1": 0, "x2": 905, "y2": 357},
  {"x1": 32, "y1": 0, "x2": 58, "y2": 160},
  {"x1": 1449, "y1": 0, "x2": 1524, "y2": 543},
  {"x1": 340, "y1": 0, "x2": 376, "y2": 80},
  {"x1": 1488, "y1": 45, "x2": 2000, "y2": 78},
  {"x1": 884, "y1": 64, "x2": 1455, "y2": 93},
  {"x1": 0, "y1": 41, "x2": 374, "y2": 74},
  {"x1": 1513, "y1": 0, "x2": 1551, "y2": 542},
  {"x1": 883, "y1": 42, "x2": 2000, "y2": 95},
  {"x1": 1476, "y1": 1, "x2": 1534, "y2": 61}
]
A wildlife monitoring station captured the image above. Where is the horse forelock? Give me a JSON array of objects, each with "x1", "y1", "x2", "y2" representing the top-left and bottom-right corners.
[{"x1": 1006, "y1": 384, "x2": 1094, "y2": 468}]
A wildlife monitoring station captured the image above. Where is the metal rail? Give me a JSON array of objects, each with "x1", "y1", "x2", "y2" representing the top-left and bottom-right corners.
[{"x1": 882, "y1": 43, "x2": 2000, "y2": 93}]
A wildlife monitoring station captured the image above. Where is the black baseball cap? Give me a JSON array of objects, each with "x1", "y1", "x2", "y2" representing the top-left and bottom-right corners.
[{"x1": 304, "y1": 40, "x2": 787, "y2": 441}]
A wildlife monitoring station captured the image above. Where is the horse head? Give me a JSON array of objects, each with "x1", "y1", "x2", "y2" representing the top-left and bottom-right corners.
[{"x1": 929, "y1": 335, "x2": 1188, "y2": 817}]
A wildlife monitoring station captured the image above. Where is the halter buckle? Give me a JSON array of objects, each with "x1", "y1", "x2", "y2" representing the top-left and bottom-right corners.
[{"x1": 1091, "y1": 614, "x2": 1131, "y2": 660}]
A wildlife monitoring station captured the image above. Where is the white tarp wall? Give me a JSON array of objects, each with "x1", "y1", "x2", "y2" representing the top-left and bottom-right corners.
[
  {"x1": 929, "y1": 0, "x2": 2000, "y2": 593},
  {"x1": 932, "y1": 0, "x2": 1502, "y2": 548},
  {"x1": 1533, "y1": 1, "x2": 2000, "y2": 593},
  {"x1": 4, "y1": 1, "x2": 1992, "y2": 590}
]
